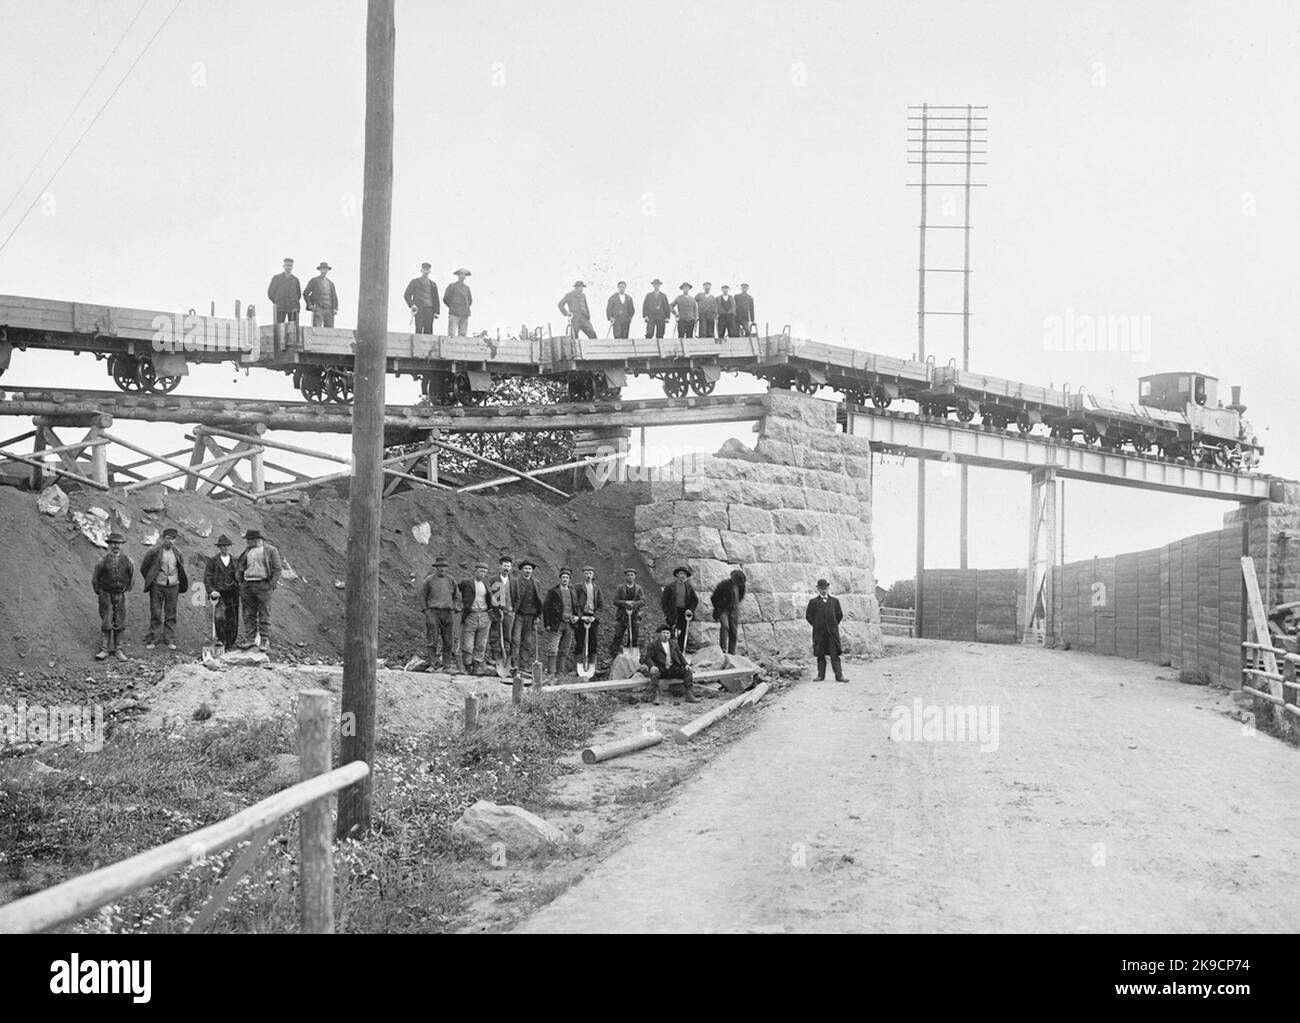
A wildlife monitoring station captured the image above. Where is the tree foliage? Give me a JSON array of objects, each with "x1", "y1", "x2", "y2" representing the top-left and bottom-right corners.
[{"x1": 883, "y1": 578, "x2": 915, "y2": 609}]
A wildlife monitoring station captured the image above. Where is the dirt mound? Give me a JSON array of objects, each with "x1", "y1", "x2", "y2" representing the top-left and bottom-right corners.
[
  {"x1": 0, "y1": 481, "x2": 652, "y2": 674},
  {"x1": 138, "y1": 662, "x2": 501, "y2": 733}
]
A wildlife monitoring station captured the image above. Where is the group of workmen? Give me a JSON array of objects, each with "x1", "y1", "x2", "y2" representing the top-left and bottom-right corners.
[
  {"x1": 264, "y1": 258, "x2": 758, "y2": 345},
  {"x1": 558, "y1": 279, "x2": 756, "y2": 340},
  {"x1": 89, "y1": 529, "x2": 284, "y2": 660}
]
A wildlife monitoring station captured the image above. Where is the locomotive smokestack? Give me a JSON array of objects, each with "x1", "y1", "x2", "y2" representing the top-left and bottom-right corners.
[{"x1": 1229, "y1": 385, "x2": 1246, "y2": 413}]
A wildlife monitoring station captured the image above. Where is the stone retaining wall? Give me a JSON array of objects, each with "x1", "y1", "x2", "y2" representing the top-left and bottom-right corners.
[{"x1": 633, "y1": 390, "x2": 883, "y2": 663}]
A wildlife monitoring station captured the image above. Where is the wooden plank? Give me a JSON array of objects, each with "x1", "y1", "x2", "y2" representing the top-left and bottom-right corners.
[{"x1": 1241, "y1": 556, "x2": 1281, "y2": 698}]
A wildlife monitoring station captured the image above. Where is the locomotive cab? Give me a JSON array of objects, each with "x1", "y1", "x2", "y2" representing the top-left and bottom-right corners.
[{"x1": 1138, "y1": 372, "x2": 1218, "y2": 411}]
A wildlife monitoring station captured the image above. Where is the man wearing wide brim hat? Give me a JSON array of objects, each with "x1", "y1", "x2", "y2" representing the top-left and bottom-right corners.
[
  {"x1": 302, "y1": 262, "x2": 339, "y2": 328},
  {"x1": 642, "y1": 278, "x2": 670, "y2": 340},
  {"x1": 142, "y1": 527, "x2": 189, "y2": 651},
  {"x1": 235, "y1": 529, "x2": 284, "y2": 653},
  {"x1": 660, "y1": 564, "x2": 699, "y2": 653},
  {"x1": 670, "y1": 283, "x2": 698, "y2": 339},
  {"x1": 558, "y1": 280, "x2": 597, "y2": 340},
  {"x1": 204, "y1": 534, "x2": 240, "y2": 652},
  {"x1": 510, "y1": 560, "x2": 545, "y2": 668},
  {"x1": 421, "y1": 556, "x2": 461, "y2": 671},
  {"x1": 444, "y1": 268, "x2": 473, "y2": 338},
  {"x1": 91, "y1": 532, "x2": 135, "y2": 661}
]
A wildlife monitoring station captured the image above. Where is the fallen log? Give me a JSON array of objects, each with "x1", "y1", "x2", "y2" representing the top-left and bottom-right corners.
[
  {"x1": 672, "y1": 681, "x2": 771, "y2": 745},
  {"x1": 542, "y1": 677, "x2": 649, "y2": 695},
  {"x1": 581, "y1": 731, "x2": 664, "y2": 765}
]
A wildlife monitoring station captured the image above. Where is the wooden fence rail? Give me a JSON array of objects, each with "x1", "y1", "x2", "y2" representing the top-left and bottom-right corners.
[{"x1": 0, "y1": 689, "x2": 365, "y2": 935}]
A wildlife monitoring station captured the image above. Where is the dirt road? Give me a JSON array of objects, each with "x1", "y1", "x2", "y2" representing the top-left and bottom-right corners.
[{"x1": 516, "y1": 639, "x2": 1300, "y2": 933}]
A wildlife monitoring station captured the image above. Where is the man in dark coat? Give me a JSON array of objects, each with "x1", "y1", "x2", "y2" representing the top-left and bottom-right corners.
[
  {"x1": 142, "y1": 527, "x2": 189, "y2": 651},
  {"x1": 235, "y1": 529, "x2": 284, "y2": 652},
  {"x1": 459, "y1": 562, "x2": 492, "y2": 674},
  {"x1": 710, "y1": 568, "x2": 747, "y2": 654},
  {"x1": 642, "y1": 622, "x2": 699, "y2": 704},
  {"x1": 716, "y1": 285, "x2": 738, "y2": 339},
  {"x1": 203, "y1": 534, "x2": 240, "y2": 652},
  {"x1": 443, "y1": 268, "x2": 472, "y2": 337},
  {"x1": 302, "y1": 262, "x2": 339, "y2": 327},
  {"x1": 670, "y1": 283, "x2": 697, "y2": 338},
  {"x1": 420, "y1": 557, "x2": 460, "y2": 671},
  {"x1": 606, "y1": 281, "x2": 635, "y2": 338},
  {"x1": 575, "y1": 565, "x2": 603, "y2": 667},
  {"x1": 267, "y1": 258, "x2": 301, "y2": 323},
  {"x1": 543, "y1": 567, "x2": 580, "y2": 677},
  {"x1": 694, "y1": 282, "x2": 718, "y2": 338},
  {"x1": 403, "y1": 262, "x2": 441, "y2": 334},
  {"x1": 734, "y1": 283, "x2": 755, "y2": 334},
  {"x1": 91, "y1": 532, "x2": 134, "y2": 661},
  {"x1": 510, "y1": 560, "x2": 545, "y2": 667},
  {"x1": 806, "y1": 578, "x2": 849, "y2": 682},
  {"x1": 642, "y1": 279, "x2": 670, "y2": 339},
  {"x1": 609, "y1": 568, "x2": 646, "y2": 656},
  {"x1": 660, "y1": 565, "x2": 699, "y2": 652},
  {"x1": 558, "y1": 281, "x2": 597, "y2": 340}
]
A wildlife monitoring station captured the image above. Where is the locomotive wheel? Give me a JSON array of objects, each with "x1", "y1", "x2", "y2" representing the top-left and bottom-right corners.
[
  {"x1": 871, "y1": 387, "x2": 892, "y2": 409},
  {"x1": 324, "y1": 368, "x2": 354, "y2": 404},
  {"x1": 956, "y1": 404, "x2": 976, "y2": 423},
  {"x1": 689, "y1": 367, "x2": 716, "y2": 396},
  {"x1": 1016, "y1": 413, "x2": 1033, "y2": 434},
  {"x1": 110, "y1": 354, "x2": 144, "y2": 392},
  {"x1": 662, "y1": 371, "x2": 690, "y2": 399}
]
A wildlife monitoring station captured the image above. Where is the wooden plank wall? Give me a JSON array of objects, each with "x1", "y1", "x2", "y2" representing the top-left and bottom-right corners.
[{"x1": 920, "y1": 568, "x2": 1020, "y2": 644}]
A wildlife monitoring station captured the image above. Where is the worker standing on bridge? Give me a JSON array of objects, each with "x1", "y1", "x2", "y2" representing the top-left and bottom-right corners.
[
  {"x1": 734, "y1": 283, "x2": 755, "y2": 335},
  {"x1": 91, "y1": 532, "x2": 134, "y2": 661},
  {"x1": 459, "y1": 562, "x2": 492, "y2": 674},
  {"x1": 444, "y1": 268, "x2": 473, "y2": 337},
  {"x1": 235, "y1": 529, "x2": 283, "y2": 653},
  {"x1": 558, "y1": 281, "x2": 597, "y2": 340},
  {"x1": 695, "y1": 282, "x2": 717, "y2": 338},
  {"x1": 302, "y1": 262, "x2": 338, "y2": 328},
  {"x1": 643, "y1": 278, "x2": 670, "y2": 339},
  {"x1": 717, "y1": 285, "x2": 737, "y2": 339},
  {"x1": 267, "y1": 258, "x2": 301, "y2": 324},
  {"x1": 142, "y1": 528, "x2": 189, "y2": 652},
  {"x1": 403, "y1": 262, "x2": 440, "y2": 334},
  {"x1": 671, "y1": 283, "x2": 698, "y2": 338},
  {"x1": 661, "y1": 565, "x2": 699, "y2": 651},
  {"x1": 204, "y1": 535, "x2": 240, "y2": 653},
  {"x1": 607, "y1": 281, "x2": 634, "y2": 338},
  {"x1": 806, "y1": 578, "x2": 848, "y2": 683}
]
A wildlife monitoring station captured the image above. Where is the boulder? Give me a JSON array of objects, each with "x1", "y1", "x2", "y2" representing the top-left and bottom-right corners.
[
  {"x1": 411, "y1": 522, "x2": 432, "y2": 545},
  {"x1": 72, "y1": 511, "x2": 111, "y2": 548},
  {"x1": 451, "y1": 800, "x2": 566, "y2": 855},
  {"x1": 608, "y1": 650, "x2": 643, "y2": 679},
  {"x1": 221, "y1": 648, "x2": 269, "y2": 667},
  {"x1": 37, "y1": 486, "x2": 69, "y2": 517},
  {"x1": 689, "y1": 642, "x2": 728, "y2": 670},
  {"x1": 138, "y1": 486, "x2": 167, "y2": 512},
  {"x1": 404, "y1": 655, "x2": 431, "y2": 673},
  {"x1": 723, "y1": 652, "x2": 761, "y2": 673}
]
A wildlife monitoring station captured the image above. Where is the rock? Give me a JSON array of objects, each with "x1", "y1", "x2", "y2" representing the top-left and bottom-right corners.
[
  {"x1": 115, "y1": 507, "x2": 132, "y2": 529},
  {"x1": 221, "y1": 648, "x2": 269, "y2": 667},
  {"x1": 143, "y1": 528, "x2": 159, "y2": 547},
  {"x1": 88, "y1": 506, "x2": 110, "y2": 520},
  {"x1": 280, "y1": 559, "x2": 300, "y2": 582},
  {"x1": 412, "y1": 522, "x2": 431, "y2": 545},
  {"x1": 266, "y1": 753, "x2": 300, "y2": 789},
  {"x1": 138, "y1": 486, "x2": 167, "y2": 512},
  {"x1": 334, "y1": 580, "x2": 345, "y2": 589},
  {"x1": 201, "y1": 657, "x2": 228, "y2": 673},
  {"x1": 723, "y1": 652, "x2": 761, "y2": 673},
  {"x1": 690, "y1": 643, "x2": 727, "y2": 670},
  {"x1": 72, "y1": 511, "x2": 111, "y2": 548},
  {"x1": 608, "y1": 651, "x2": 642, "y2": 679},
  {"x1": 404, "y1": 655, "x2": 430, "y2": 673},
  {"x1": 37, "y1": 486, "x2": 69, "y2": 516},
  {"x1": 451, "y1": 800, "x2": 566, "y2": 855}
]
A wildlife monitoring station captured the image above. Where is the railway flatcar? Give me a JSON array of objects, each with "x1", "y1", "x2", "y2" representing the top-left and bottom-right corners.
[
  {"x1": 539, "y1": 332, "x2": 768, "y2": 400},
  {"x1": 755, "y1": 334, "x2": 931, "y2": 408}
]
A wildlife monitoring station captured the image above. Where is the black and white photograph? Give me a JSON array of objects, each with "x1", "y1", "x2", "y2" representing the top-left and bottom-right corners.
[{"x1": 0, "y1": 0, "x2": 1294, "y2": 998}]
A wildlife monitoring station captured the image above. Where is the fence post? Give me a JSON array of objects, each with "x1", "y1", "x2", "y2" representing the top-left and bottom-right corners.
[
  {"x1": 297, "y1": 688, "x2": 334, "y2": 934},
  {"x1": 463, "y1": 694, "x2": 479, "y2": 732}
]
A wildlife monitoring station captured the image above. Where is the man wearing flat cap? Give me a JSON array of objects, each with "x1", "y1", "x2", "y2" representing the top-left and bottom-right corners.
[
  {"x1": 235, "y1": 529, "x2": 284, "y2": 652},
  {"x1": 642, "y1": 622, "x2": 700, "y2": 705},
  {"x1": 142, "y1": 527, "x2": 189, "y2": 651},
  {"x1": 671, "y1": 283, "x2": 698, "y2": 339},
  {"x1": 694, "y1": 282, "x2": 718, "y2": 338},
  {"x1": 716, "y1": 285, "x2": 737, "y2": 339},
  {"x1": 734, "y1": 283, "x2": 755, "y2": 335},
  {"x1": 443, "y1": 268, "x2": 473, "y2": 337},
  {"x1": 403, "y1": 262, "x2": 441, "y2": 334},
  {"x1": 606, "y1": 281, "x2": 634, "y2": 339},
  {"x1": 609, "y1": 568, "x2": 645, "y2": 657},
  {"x1": 459, "y1": 561, "x2": 492, "y2": 674},
  {"x1": 558, "y1": 280, "x2": 597, "y2": 340},
  {"x1": 267, "y1": 257, "x2": 301, "y2": 324},
  {"x1": 642, "y1": 279, "x2": 670, "y2": 339},
  {"x1": 806, "y1": 578, "x2": 849, "y2": 682},
  {"x1": 660, "y1": 565, "x2": 699, "y2": 653},
  {"x1": 575, "y1": 565, "x2": 604, "y2": 666},
  {"x1": 302, "y1": 262, "x2": 339, "y2": 327},
  {"x1": 91, "y1": 532, "x2": 134, "y2": 661},
  {"x1": 421, "y1": 557, "x2": 461, "y2": 671},
  {"x1": 510, "y1": 560, "x2": 545, "y2": 668},
  {"x1": 543, "y1": 567, "x2": 580, "y2": 677},
  {"x1": 204, "y1": 535, "x2": 240, "y2": 652}
]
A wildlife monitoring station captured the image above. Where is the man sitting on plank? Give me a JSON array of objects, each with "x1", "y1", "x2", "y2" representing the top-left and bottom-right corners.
[{"x1": 642, "y1": 622, "x2": 700, "y2": 706}]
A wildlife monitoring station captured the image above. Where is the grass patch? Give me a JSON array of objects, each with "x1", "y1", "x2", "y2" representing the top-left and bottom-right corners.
[{"x1": 0, "y1": 695, "x2": 614, "y2": 934}]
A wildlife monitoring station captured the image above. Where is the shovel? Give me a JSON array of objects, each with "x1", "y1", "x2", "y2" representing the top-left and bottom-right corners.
[
  {"x1": 202, "y1": 593, "x2": 220, "y2": 662},
  {"x1": 577, "y1": 617, "x2": 597, "y2": 679},
  {"x1": 494, "y1": 615, "x2": 512, "y2": 680}
]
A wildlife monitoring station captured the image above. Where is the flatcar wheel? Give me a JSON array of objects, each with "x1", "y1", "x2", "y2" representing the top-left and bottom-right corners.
[
  {"x1": 461, "y1": 388, "x2": 488, "y2": 406},
  {"x1": 662, "y1": 371, "x2": 690, "y2": 399},
  {"x1": 298, "y1": 368, "x2": 327, "y2": 404},
  {"x1": 568, "y1": 375, "x2": 595, "y2": 402},
  {"x1": 1082, "y1": 425, "x2": 1100, "y2": 446},
  {"x1": 795, "y1": 372, "x2": 819, "y2": 396},
  {"x1": 956, "y1": 404, "x2": 976, "y2": 423},
  {"x1": 689, "y1": 368, "x2": 716, "y2": 396},
  {"x1": 324, "y1": 368, "x2": 354, "y2": 404},
  {"x1": 871, "y1": 387, "x2": 892, "y2": 409},
  {"x1": 1016, "y1": 413, "x2": 1033, "y2": 434},
  {"x1": 110, "y1": 354, "x2": 144, "y2": 392},
  {"x1": 1132, "y1": 436, "x2": 1152, "y2": 454}
]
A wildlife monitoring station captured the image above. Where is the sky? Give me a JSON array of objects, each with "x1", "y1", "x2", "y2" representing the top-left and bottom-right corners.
[{"x1": 1, "y1": 0, "x2": 1297, "y2": 587}]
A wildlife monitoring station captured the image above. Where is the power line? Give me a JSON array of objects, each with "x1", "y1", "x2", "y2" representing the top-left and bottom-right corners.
[
  {"x1": 0, "y1": 0, "x2": 185, "y2": 257},
  {"x1": 0, "y1": 0, "x2": 153, "y2": 226}
]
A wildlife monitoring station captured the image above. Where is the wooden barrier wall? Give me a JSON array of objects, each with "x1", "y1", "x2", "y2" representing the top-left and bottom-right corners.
[{"x1": 920, "y1": 568, "x2": 1024, "y2": 644}]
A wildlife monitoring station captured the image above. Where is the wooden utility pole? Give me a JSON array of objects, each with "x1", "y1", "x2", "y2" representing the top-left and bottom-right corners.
[{"x1": 337, "y1": 0, "x2": 394, "y2": 840}]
